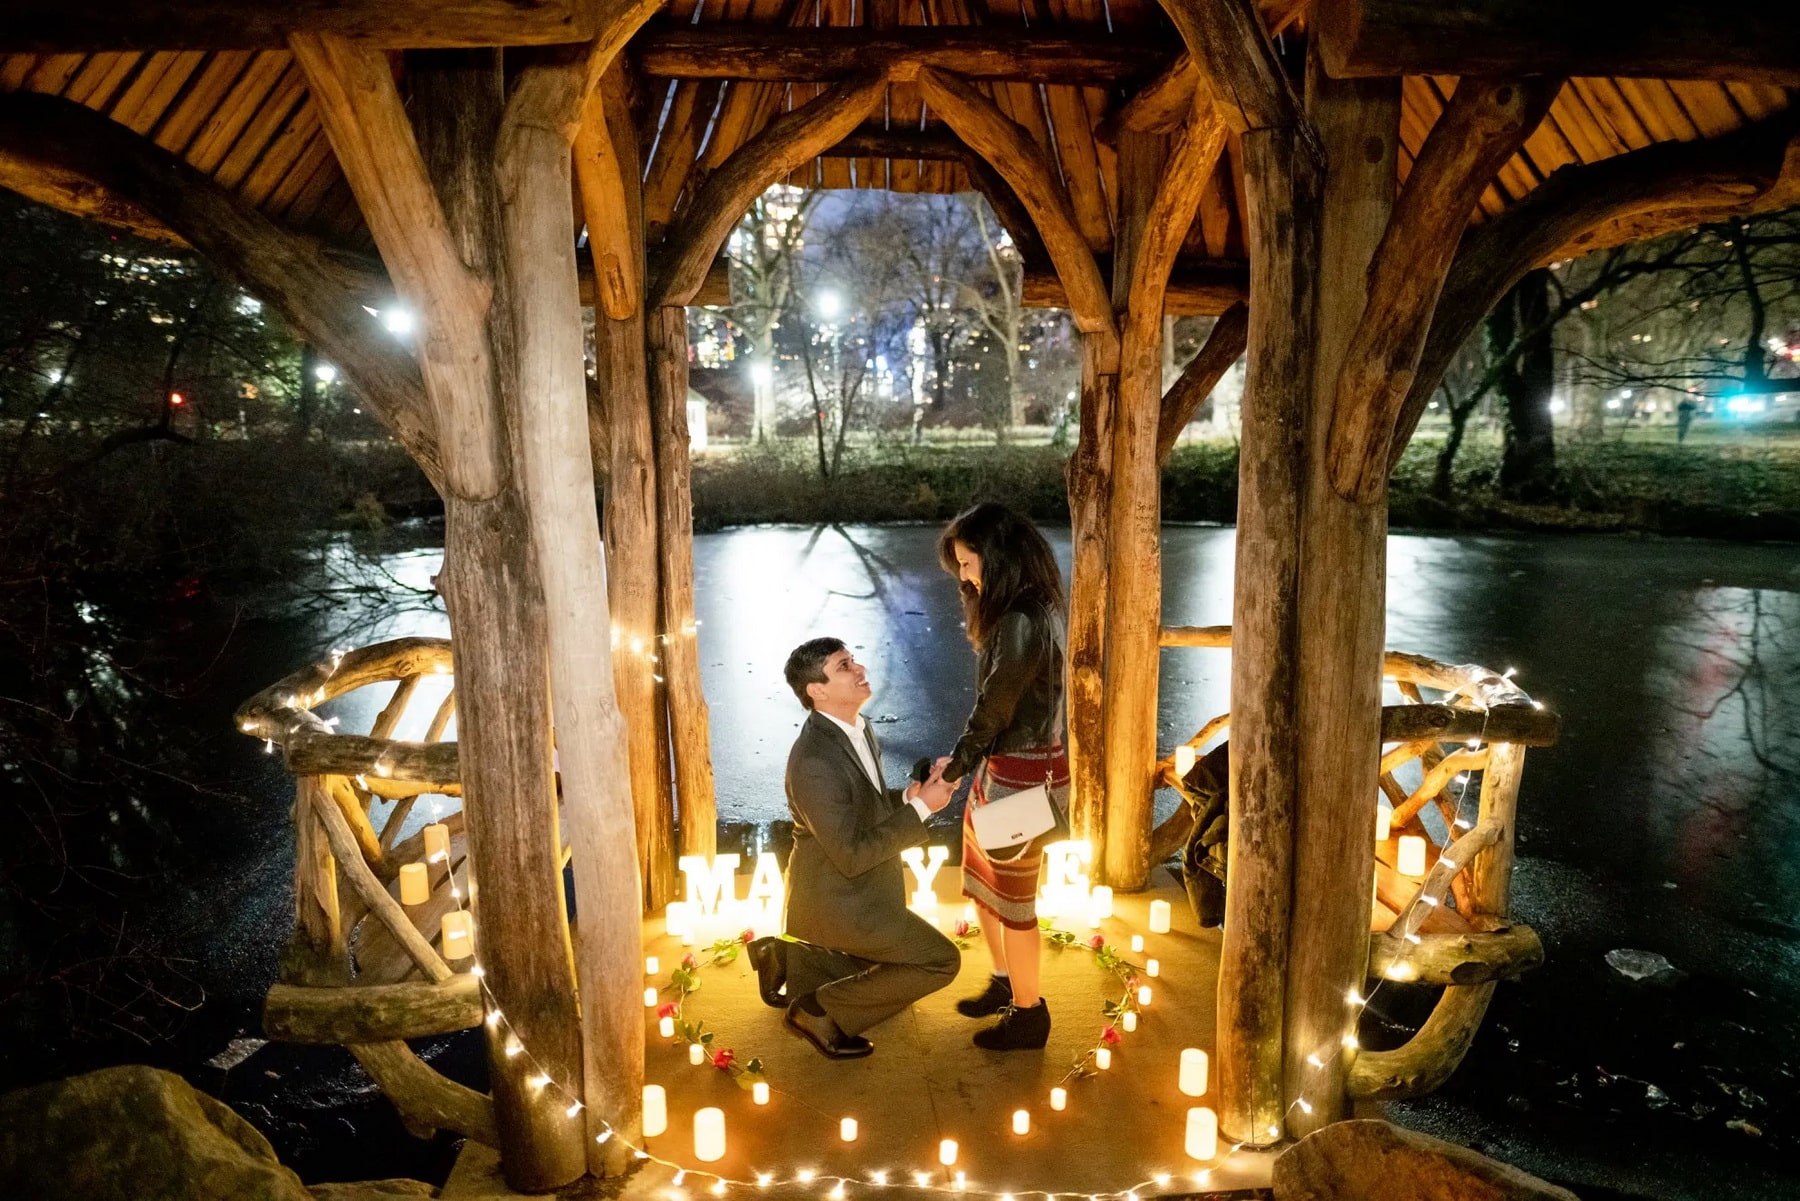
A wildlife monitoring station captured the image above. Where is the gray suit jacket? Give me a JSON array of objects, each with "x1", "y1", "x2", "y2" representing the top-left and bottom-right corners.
[{"x1": 782, "y1": 709, "x2": 929, "y2": 955}]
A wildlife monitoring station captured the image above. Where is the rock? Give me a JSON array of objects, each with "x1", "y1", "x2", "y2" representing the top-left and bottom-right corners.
[
  {"x1": 0, "y1": 1065, "x2": 433, "y2": 1201},
  {"x1": 1604, "y1": 947, "x2": 1673, "y2": 980},
  {"x1": 1273, "y1": 1119, "x2": 1580, "y2": 1201}
]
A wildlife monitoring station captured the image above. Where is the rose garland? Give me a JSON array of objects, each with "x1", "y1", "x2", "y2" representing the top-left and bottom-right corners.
[
  {"x1": 654, "y1": 929, "x2": 770, "y2": 1090},
  {"x1": 1042, "y1": 924, "x2": 1145, "y2": 1084}
]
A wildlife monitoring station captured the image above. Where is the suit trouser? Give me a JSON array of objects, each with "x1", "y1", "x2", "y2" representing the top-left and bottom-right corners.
[{"x1": 786, "y1": 912, "x2": 960, "y2": 1036}]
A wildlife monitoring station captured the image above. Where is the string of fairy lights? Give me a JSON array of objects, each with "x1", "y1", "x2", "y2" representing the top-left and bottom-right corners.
[{"x1": 244, "y1": 646, "x2": 1537, "y2": 1197}]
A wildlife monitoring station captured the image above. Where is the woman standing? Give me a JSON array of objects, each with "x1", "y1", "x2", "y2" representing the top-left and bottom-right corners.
[{"x1": 936, "y1": 502, "x2": 1068, "y2": 1051}]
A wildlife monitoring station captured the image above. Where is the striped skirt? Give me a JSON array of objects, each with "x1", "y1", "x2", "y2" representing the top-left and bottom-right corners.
[{"x1": 961, "y1": 745, "x2": 1070, "y2": 931}]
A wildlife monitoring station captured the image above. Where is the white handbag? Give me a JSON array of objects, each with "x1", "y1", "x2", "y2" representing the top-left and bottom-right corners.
[{"x1": 970, "y1": 783, "x2": 1059, "y2": 854}]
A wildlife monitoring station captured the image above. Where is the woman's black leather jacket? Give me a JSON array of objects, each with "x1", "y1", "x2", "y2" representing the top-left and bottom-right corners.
[{"x1": 944, "y1": 598, "x2": 1065, "y2": 783}]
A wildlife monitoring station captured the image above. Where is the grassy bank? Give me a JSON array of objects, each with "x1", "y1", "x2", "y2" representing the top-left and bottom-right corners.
[{"x1": 684, "y1": 432, "x2": 1800, "y2": 541}]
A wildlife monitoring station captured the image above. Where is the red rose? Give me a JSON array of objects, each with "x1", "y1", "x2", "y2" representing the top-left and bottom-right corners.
[
  {"x1": 954, "y1": 920, "x2": 971, "y2": 938},
  {"x1": 1089, "y1": 935, "x2": 1106, "y2": 950},
  {"x1": 656, "y1": 1002, "x2": 678, "y2": 1018},
  {"x1": 1102, "y1": 1026, "x2": 1122, "y2": 1045},
  {"x1": 738, "y1": 929, "x2": 755, "y2": 944},
  {"x1": 682, "y1": 953, "x2": 697, "y2": 969},
  {"x1": 1125, "y1": 975, "x2": 1140, "y2": 990},
  {"x1": 711, "y1": 1048, "x2": 736, "y2": 1069}
]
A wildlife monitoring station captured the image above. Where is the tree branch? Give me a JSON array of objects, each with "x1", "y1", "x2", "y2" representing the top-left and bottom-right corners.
[{"x1": 0, "y1": 92, "x2": 442, "y2": 489}]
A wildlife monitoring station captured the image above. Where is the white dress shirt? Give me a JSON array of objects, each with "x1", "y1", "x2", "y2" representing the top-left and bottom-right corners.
[{"x1": 820, "y1": 708, "x2": 932, "y2": 823}]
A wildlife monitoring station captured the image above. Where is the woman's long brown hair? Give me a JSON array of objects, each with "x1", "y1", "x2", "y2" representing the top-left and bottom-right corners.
[{"x1": 937, "y1": 502, "x2": 1065, "y2": 648}]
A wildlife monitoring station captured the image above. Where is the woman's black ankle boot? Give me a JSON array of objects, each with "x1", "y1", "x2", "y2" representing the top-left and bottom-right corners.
[
  {"x1": 973, "y1": 999, "x2": 1050, "y2": 1050},
  {"x1": 955, "y1": 974, "x2": 1013, "y2": 1018}
]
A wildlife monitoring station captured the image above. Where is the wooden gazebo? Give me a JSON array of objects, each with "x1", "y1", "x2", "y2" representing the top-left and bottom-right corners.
[{"x1": 2, "y1": 0, "x2": 1794, "y2": 1190}]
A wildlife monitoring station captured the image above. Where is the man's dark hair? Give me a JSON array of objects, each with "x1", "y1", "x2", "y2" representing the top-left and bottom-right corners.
[{"x1": 784, "y1": 637, "x2": 846, "y2": 710}]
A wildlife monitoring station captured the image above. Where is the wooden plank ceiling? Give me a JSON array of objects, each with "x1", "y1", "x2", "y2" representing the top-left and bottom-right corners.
[{"x1": 0, "y1": 3, "x2": 1790, "y2": 269}]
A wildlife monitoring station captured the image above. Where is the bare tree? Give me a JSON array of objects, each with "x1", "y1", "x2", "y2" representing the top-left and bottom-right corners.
[{"x1": 723, "y1": 186, "x2": 818, "y2": 443}]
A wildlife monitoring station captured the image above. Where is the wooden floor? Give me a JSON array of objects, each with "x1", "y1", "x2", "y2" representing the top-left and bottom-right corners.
[{"x1": 446, "y1": 865, "x2": 1275, "y2": 1199}]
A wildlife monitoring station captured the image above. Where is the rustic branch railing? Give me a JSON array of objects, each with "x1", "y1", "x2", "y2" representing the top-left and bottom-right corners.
[
  {"x1": 236, "y1": 636, "x2": 499, "y2": 1145},
  {"x1": 1156, "y1": 624, "x2": 1556, "y2": 1101}
]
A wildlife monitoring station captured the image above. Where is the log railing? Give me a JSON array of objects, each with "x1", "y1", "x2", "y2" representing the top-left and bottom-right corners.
[
  {"x1": 236, "y1": 636, "x2": 498, "y2": 1145},
  {"x1": 1157, "y1": 624, "x2": 1556, "y2": 1100}
]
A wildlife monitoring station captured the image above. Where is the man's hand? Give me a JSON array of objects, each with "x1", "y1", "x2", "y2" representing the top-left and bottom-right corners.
[{"x1": 917, "y1": 762, "x2": 955, "y2": 813}]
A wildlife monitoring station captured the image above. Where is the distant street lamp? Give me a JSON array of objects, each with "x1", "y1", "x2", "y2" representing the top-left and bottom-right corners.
[
  {"x1": 815, "y1": 289, "x2": 841, "y2": 320},
  {"x1": 314, "y1": 363, "x2": 339, "y2": 385},
  {"x1": 381, "y1": 307, "x2": 416, "y2": 337}
]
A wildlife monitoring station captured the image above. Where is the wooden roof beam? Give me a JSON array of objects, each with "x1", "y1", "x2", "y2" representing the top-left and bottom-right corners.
[
  {"x1": 671, "y1": 252, "x2": 1247, "y2": 316},
  {"x1": 916, "y1": 67, "x2": 1118, "y2": 363},
  {"x1": 651, "y1": 74, "x2": 886, "y2": 307},
  {"x1": 1327, "y1": 76, "x2": 1559, "y2": 504},
  {"x1": 634, "y1": 26, "x2": 1172, "y2": 86},
  {"x1": 1317, "y1": 0, "x2": 1800, "y2": 89},
  {"x1": 0, "y1": 91, "x2": 441, "y2": 487},
  {"x1": 1390, "y1": 110, "x2": 1800, "y2": 468},
  {"x1": 0, "y1": 0, "x2": 601, "y2": 52}
]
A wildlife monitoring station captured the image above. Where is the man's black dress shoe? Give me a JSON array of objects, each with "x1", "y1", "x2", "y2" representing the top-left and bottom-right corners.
[
  {"x1": 783, "y1": 995, "x2": 874, "y2": 1060},
  {"x1": 746, "y1": 937, "x2": 788, "y2": 1008}
]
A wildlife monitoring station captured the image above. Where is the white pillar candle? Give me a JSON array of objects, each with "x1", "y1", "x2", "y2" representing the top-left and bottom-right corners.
[
  {"x1": 1094, "y1": 1047, "x2": 1112, "y2": 1070},
  {"x1": 643, "y1": 987, "x2": 659, "y2": 1008},
  {"x1": 665, "y1": 901, "x2": 691, "y2": 936},
  {"x1": 422, "y1": 823, "x2": 450, "y2": 863},
  {"x1": 752, "y1": 1081, "x2": 770, "y2": 1105},
  {"x1": 1374, "y1": 804, "x2": 1392, "y2": 842},
  {"x1": 1086, "y1": 906, "x2": 1102, "y2": 930},
  {"x1": 1184, "y1": 1107, "x2": 1217, "y2": 1160},
  {"x1": 1122, "y1": 1012, "x2": 1137, "y2": 1033},
  {"x1": 658, "y1": 1016, "x2": 675, "y2": 1039},
  {"x1": 1179, "y1": 1048, "x2": 1209, "y2": 1097},
  {"x1": 911, "y1": 889, "x2": 938, "y2": 914},
  {"x1": 1130, "y1": 934, "x2": 1144, "y2": 953},
  {"x1": 694, "y1": 1107, "x2": 725, "y2": 1162},
  {"x1": 1148, "y1": 899, "x2": 1172, "y2": 934},
  {"x1": 1146, "y1": 957, "x2": 1160, "y2": 977},
  {"x1": 642, "y1": 1084, "x2": 668, "y2": 1137},
  {"x1": 440, "y1": 911, "x2": 472, "y2": 959},
  {"x1": 939, "y1": 1139, "x2": 958, "y2": 1166},
  {"x1": 688, "y1": 1043, "x2": 706, "y2": 1066},
  {"x1": 681, "y1": 928, "x2": 695, "y2": 946},
  {"x1": 399, "y1": 862, "x2": 429, "y2": 906},
  {"x1": 645, "y1": 956, "x2": 659, "y2": 976},
  {"x1": 1090, "y1": 885, "x2": 1114, "y2": 919},
  {"x1": 840, "y1": 1117, "x2": 858, "y2": 1142},
  {"x1": 1049, "y1": 1087, "x2": 1067, "y2": 1111},
  {"x1": 1137, "y1": 985, "x2": 1153, "y2": 1006},
  {"x1": 1173, "y1": 744, "x2": 1197, "y2": 777},
  {"x1": 1012, "y1": 1110, "x2": 1030, "y2": 1135},
  {"x1": 1397, "y1": 834, "x2": 1428, "y2": 878}
]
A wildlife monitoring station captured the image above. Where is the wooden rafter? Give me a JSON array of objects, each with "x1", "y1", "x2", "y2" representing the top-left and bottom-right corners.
[
  {"x1": 289, "y1": 32, "x2": 501, "y2": 501},
  {"x1": 1326, "y1": 75, "x2": 1558, "y2": 504},
  {"x1": 0, "y1": 90, "x2": 440, "y2": 485},
  {"x1": 1154, "y1": 0, "x2": 1302, "y2": 135},
  {"x1": 0, "y1": 0, "x2": 601, "y2": 52},
  {"x1": 1318, "y1": 0, "x2": 1800, "y2": 89},
  {"x1": 1391, "y1": 110, "x2": 1800, "y2": 465},
  {"x1": 651, "y1": 73, "x2": 885, "y2": 307},
  {"x1": 916, "y1": 67, "x2": 1117, "y2": 357},
  {"x1": 634, "y1": 25, "x2": 1170, "y2": 85}
]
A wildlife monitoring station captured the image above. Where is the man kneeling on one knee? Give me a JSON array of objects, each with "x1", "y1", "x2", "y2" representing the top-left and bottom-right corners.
[{"x1": 747, "y1": 638, "x2": 959, "y2": 1059}]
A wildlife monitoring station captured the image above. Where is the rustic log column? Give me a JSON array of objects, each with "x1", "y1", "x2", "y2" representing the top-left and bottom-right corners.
[
  {"x1": 1282, "y1": 59, "x2": 1400, "y2": 1138},
  {"x1": 1100, "y1": 130, "x2": 1170, "y2": 890},
  {"x1": 1217, "y1": 119, "x2": 1322, "y2": 1146},
  {"x1": 1064, "y1": 337, "x2": 1116, "y2": 851},
  {"x1": 582, "y1": 69, "x2": 677, "y2": 909},
  {"x1": 410, "y1": 52, "x2": 585, "y2": 1188},
  {"x1": 648, "y1": 304, "x2": 718, "y2": 858},
  {"x1": 498, "y1": 51, "x2": 646, "y2": 1176}
]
